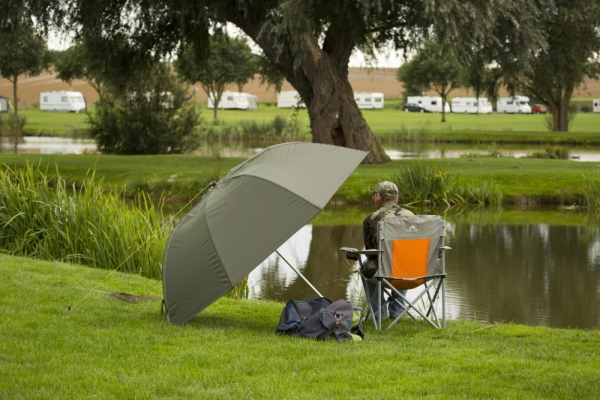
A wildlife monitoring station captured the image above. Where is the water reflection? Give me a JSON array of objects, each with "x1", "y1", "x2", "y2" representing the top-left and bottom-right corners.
[
  {"x1": 249, "y1": 218, "x2": 600, "y2": 329},
  {"x1": 4, "y1": 136, "x2": 600, "y2": 161}
]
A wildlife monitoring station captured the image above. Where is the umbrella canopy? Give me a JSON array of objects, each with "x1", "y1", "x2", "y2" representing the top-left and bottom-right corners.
[{"x1": 162, "y1": 142, "x2": 368, "y2": 324}]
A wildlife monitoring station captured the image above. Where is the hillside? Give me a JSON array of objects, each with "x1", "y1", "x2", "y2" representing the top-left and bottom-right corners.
[{"x1": 2, "y1": 67, "x2": 600, "y2": 108}]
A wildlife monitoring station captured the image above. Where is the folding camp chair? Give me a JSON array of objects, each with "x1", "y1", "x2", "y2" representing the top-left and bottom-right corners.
[{"x1": 341, "y1": 215, "x2": 448, "y2": 331}]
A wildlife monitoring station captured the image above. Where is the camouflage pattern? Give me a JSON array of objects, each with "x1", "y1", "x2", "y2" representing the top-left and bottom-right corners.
[
  {"x1": 372, "y1": 181, "x2": 398, "y2": 202},
  {"x1": 363, "y1": 203, "x2": 414, "y2": 252}
]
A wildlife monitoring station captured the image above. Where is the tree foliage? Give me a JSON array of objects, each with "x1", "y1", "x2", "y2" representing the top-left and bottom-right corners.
[
  {"x1": 53, "y1": 44, "x2": 104, "y2": 97},
  {"x1": 88, "y1": 63, "x2": 200, "y2": 155},
  {"x1": 510, "y1": 0, "x2": 600, "y2": 131},
  {"x1": 0, "y1": 26, "x2": 49, "y2": 118},
  {"x1": 10, "y1": 0, "x2": 553, "y2": 162},
  {"x1": 175, "y1": 34, "x2": 257, "y2": 121},
  {"x1": 397, "y1": 41, "x2": 462, "y2": 122}
]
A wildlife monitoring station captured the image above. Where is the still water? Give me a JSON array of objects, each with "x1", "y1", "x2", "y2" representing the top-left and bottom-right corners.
[
  {"x1": 3, "y1": 136, "x2": 600, "y2": 161},
  {"x1": 249, "y1": 212, "x2": 600, "y2": 330}
]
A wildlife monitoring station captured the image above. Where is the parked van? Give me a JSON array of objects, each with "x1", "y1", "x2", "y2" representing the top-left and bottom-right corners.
[
  {"x1": 593, "y1": 99, "x2": 600, "y2": 113},
  {"x1": 496, "y1": 96, "x2": 531, "y2": 114},
  {"x1": 277, "y1": 91, "x2": 305, "y2": 108},
  {"x1": 40, "y1": 91, "x2": 86, "y2": 112},
  {"x1": 451, "y1": 97, "x2": 493, "y2": 114},
  {"x1": 208, "y1": 91, "x2": 258, "y2": 110},
  {"x1": 406, "y1": 96, "x2": 450, "y2": 113}
]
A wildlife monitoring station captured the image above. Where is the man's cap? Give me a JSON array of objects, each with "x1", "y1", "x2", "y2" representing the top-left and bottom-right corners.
[{"x1": 373, "y1": 181, "x2": 398, "y2": 198}]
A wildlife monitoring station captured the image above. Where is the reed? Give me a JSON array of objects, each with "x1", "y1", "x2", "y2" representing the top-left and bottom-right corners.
[
  {"x1": 582, "y1": 172, "x2": 600, "y2": 212},
  {"x1": 392, "y1": 162, "x2": 503, "y2": 208},
  {"x1": 0, "y1": 162, "x2": 170, "y2": 279}
]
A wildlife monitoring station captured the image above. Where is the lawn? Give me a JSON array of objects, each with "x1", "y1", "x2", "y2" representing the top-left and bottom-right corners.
[
  {"x1": 0, "y1": 154, "x2": 596, "y2": 205},
  {"x1": 15, "y1": 101, "x2": 600, "y2": 144},
  {"x1": 1, "y1": 254, "x2": 599, "y2": 399}
]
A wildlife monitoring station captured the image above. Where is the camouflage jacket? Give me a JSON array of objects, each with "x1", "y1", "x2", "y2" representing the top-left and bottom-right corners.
[{"x1": 362, "y1": 203, "x2": 414, "y2": 259}]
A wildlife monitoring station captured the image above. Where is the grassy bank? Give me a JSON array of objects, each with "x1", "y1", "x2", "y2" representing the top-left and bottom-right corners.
[
  {"x1": 15, "y1": 103, "x2": 600, "y2": 144},
  {"x1": 1, "y1": 154, "x2": 596, "y2": 206},
  {"x1": 1, "y1": 254, "x2": 599, "y2": 399}
]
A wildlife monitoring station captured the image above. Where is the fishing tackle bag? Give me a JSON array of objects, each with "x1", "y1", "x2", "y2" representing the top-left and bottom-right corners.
[{"x1": 276, "y1": 297, "x2": 364, "y2": 342}]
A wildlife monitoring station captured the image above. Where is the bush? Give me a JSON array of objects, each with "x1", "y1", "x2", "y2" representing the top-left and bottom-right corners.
[
  {"x1": 527, "y1": 146, "x2": 570, "y2": 159},
  {"x1": 88, "y1": 64, "x2": 201, "y2": 155}
]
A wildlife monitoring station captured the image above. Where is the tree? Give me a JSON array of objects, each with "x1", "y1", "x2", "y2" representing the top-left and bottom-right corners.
[
  {"x1": 15, "y1": 0, "x2": 551, "y2": 163},
  {"x1": 508, "y1": 1, "x2": 600, "y2": 131},
  {"x1": 54, "y1": 44, "x2": 104, "y2": 98},
  {"x1": 397, "y1": 41, "x2": 462, "y2": 122},
  {"x1": 175, "y1": 34, "x2": 257, "y2": 121},
  {"x1": 0, "y1": 26, "x2": 49, "y2": 119},
  {"x1": 88, "y1": 62, "x2": 200, "y2": 155}
]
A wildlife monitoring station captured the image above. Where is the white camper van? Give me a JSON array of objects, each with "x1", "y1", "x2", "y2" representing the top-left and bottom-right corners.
[
  {"x1": 208, "y1": 91, "x2": 257, "y2": 110},
  {"x1": 593, "y1": 99, "x2": 600, "y2": 113},
  {"x1": 277, "y1": 91, "x2": 305, "y2": 108},
  {"x1": 451, "y1": 97, "x2": 493, "y2": 114},
  {"x1": 40, "y1": 91, "x2": 86, "y2": 112},
  {"x1": 406, "y1": 96, "x2": 450, "y2": 113},
  {"x1": 496, "y1": 96, "x2": 531, "y2": 114}
]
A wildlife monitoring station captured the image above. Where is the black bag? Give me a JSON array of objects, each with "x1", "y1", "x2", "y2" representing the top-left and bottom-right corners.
[{"x1": 276, "y1": 298, "x2": 364, "y2": 342}]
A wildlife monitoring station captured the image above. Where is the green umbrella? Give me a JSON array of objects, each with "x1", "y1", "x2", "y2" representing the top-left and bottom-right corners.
[{"x1": 162, "y1": 142, "x2": 367, "y2": 324}]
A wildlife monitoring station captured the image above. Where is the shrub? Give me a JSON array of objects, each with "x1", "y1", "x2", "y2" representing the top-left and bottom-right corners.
[{"x1": 88, "y1": 64, "x2": 201, "y2": 155}]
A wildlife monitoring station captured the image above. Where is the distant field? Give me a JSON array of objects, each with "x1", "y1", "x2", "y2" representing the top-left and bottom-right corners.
[
  {"x1": 16, "y1": 101, "x2": 600, "y2": 140},
  {"x1": 2, "y1": 67, "x2": 600, "y2": 109}
]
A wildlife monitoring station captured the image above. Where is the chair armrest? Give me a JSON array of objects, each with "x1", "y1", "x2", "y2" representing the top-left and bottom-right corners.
[{"x1": 339, "y1": 247, "x2": 382, "y2": 261}]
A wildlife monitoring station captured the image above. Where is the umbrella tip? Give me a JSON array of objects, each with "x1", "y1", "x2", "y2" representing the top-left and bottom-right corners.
[{"x1": 211, "y1": 181, "x2": 217, "y2": 188}]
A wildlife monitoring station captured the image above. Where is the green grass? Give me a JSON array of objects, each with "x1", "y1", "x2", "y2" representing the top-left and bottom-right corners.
[
  {"x1": 0, "y1": 154, "x2": 597, "y2": 206},
  {"x1": 1, "y1": 254, "x2": 599, "y2": 399},
  {"x1": 16, "y1": 102, "x2": 600, "y2": 144}
]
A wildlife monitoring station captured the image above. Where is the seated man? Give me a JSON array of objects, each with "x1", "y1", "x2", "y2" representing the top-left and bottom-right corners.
[{"x1": 362, "y1": 181, "x2": 414, "y2": 320}]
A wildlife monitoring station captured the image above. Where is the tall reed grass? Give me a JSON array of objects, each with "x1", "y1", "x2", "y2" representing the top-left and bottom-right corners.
[
  {"x1": 0, "y1": 162, "x2": 170, "y2": 279},
  {"x1": 582, "y1": 172, "x2": 600, "y2": 212},
  {"x1": 198, "y1": 115, "x2": 305, "y2": 142},
  {"x1": 392, "y1": 162, "x2": 503, "y2": 208}
]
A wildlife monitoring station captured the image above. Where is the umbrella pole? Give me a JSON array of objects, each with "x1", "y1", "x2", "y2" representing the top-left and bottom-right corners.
[{"x1": 276, "y1": 250, "x2": 324, "y2": 298}]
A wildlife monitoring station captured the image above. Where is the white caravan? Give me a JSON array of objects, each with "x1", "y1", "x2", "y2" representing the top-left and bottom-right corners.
[
  {"x1": 593, "y1": 99, "x2": 600, "y2": 113},
  {"x1": 451, "y1": 97, "x2": 493, "y2": 114},
  {"x1": 354, "y1": 92, "x2": 385, "y2": 109},
  {"x1": 277, "y1": 91, "x2": 306, "y2": 108},
  {"x1": 371, "y1": 92, "x2": 384, "y2": 109},
  {"x1": 496, "y1": 96, "x2": 532, "y2": 114},
  {"x1": 208, "y1": 91, "x2": 258, "y2": 110},
  {"x1": 406, "y1": 96, "x2": 450, "y2": 113},
  {"x1": 354, "y1": 92, "x2": 374, "y2": 109},
  {"x1": 40, "y1": 91, "x2": 86, "y2": 112}
]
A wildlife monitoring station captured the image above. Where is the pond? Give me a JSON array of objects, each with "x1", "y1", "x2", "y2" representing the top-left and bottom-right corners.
[
  {"x1": 3, "y1": 136, "x2": 600, "y2": 161},
  {"x1": 248, "y1": 209, "x2": 600, "y2": 330}
]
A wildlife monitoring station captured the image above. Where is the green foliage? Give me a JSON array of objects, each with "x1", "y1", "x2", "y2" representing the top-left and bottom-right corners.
[
  {"x1": 53, "y1": 43, "x2": 103, "y2": 97},
  {"x1": 392, "y1": 161, "x2": 503, "y2": 208},
  {"x1": 582, "y1": 173, "x2": 600, "y2": 212},
  {"x1": 88, "y1": 63, "x2": 201, "y2": 155},
  {"x1": 0, "y1": 162, "x2": 170, "y2": 279},
  {"x1": 175, "y1": 33, "x2": 257, "y2": 121},
  {"x1": 0, "y1": 25, "x2": 50, "y2": 118},
  {"x1": 527, "y1": 146, "x2": 570, "y2": 160}
]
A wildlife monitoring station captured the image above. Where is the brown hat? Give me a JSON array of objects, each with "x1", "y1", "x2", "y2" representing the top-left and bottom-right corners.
[{"x1": 373, "y1": 181, "x2": 398, "y2": 199}]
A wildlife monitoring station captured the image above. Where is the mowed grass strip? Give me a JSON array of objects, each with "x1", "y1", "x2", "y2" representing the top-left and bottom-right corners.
[
  {"x1": 1, "y1": 254, "x2": 599, "y2": 399},
  {"x1": 16, "y1": 102, "x2": 600, "y2": 143},
  {"x1": 0, "y1": 154, "x2": 596, "y2": 205}
]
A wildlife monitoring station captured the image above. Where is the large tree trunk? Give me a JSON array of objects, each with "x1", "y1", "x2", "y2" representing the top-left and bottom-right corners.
[
  {"x1": 11, "y1": 75, "x2": 18, "y2": 118},
  {"x1": 230, "y1": 14, "x2": 390, "y2": 164},
  {"x1": 298, "y1": 54, "x2": 389, "y2": 164}
]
